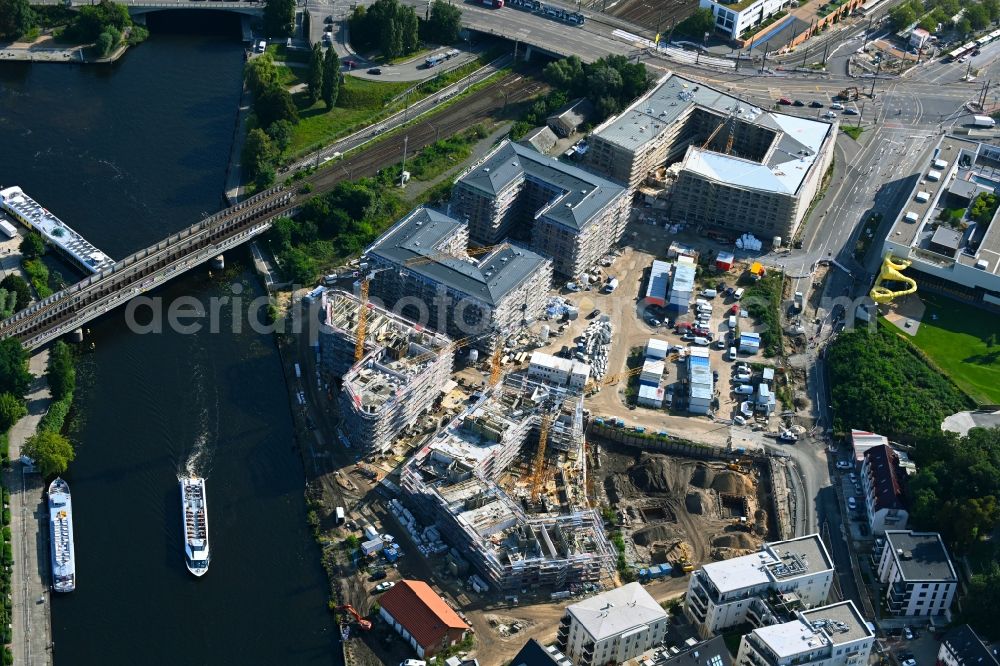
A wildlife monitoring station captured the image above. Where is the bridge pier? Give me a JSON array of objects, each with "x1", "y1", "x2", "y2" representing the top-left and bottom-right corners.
[
  {"x1": 132, "y1": 13, "x2": 147, "y2": 26},
  {"x1": 241, "y1": 15, "x2": 252, "y2": 43},
  {"x1": 211, "y1": 255, "x2": 225, "y2": 270},
  {"x1": 69, "y1": 328, "x2": 84, "y2": 344}
]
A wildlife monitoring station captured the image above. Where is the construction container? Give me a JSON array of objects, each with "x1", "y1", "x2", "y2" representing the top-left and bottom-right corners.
[{"x1": 361, "y1": 538, "x2": 384, "y2": 555}]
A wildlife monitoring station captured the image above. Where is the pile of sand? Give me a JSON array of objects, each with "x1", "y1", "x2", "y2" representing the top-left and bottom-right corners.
[
  {"x1": 633, "y1": 524, "x2": 679, "y2": 547},
  {"x1": 685, "y1": 492, "x2": 705, "y2": 515},
  {"x1": 711, "y1": 532, "x2": 757, "y2": 549},
  {"x1": 606, "y1": 474, "x2": 636, "y2": 503},
  {"x1": 629, "y1": 454, "x2": 680, "y2": 494},
  {"x1": 711, "y1": 470, "x2": 755, "y2": 495}
]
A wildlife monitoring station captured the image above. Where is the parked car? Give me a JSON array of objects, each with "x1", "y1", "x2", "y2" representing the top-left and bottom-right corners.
[
  {"x1": 904, "y1": 627, "x2": 915, "y2": 640},
  {"x1": 836, "y1": 461, "x2": 852, "y2": 470},
  {"x1": 733, "y1": 415, "x2": 746, "y2": 425},
  {"x1": 367, "y1": 67, "x2": 382, "y2": 75},
  {"x1": 830, "y1": 102, "x2": 845, "y2": 110},
  {"x1": 713, "y1": 370, "x2": 719, "y2": 381},
  {"x1": 824, "y1": 111, "x2": 838, "y2": 119},
  {"x1": 691, "y1": 337, "x2": 710, "y2": 346},
  {"x1": 793, "y1": 99, "x2": 805, "y2": 107},
  {"x1": 647, "y1": 317, "x2": 662, "y2": 327},
  {"x1": 844, "y1": 108, "x2": 859, "y2": 116},
  {"x1": 809, "y1": 100, "x2": 824, "y2": 108},
  {"x1": 324, "y1": 14, "x2": 334, "y2": 22},
  {"x1": 681, "y1": 333, "x2": 695, "y2": 342},
  {"x1": 714, "y1": 339, "x2": 727, "y2": 349},
  {"x1": 847, "y1": 496, "x2": 857, "y2": 510},
  {"x1": 588, "y1": 308, "x2": 601, "y2": 319},
  {"x1": 374, "y1": 581, "x2": 396, "y2": 592},
  {"x1": 901, "y1": 659, "x2": 917, "y2": 666},
  {"x1": 369, "y1": 569, "x2": 388, "y2": 581},
  {"x1": 733, "y1": 373, "x2": 751, "y2": 383},
  {"x1": 778, "y1": 97, "x2": 793, "y2": 105},
  {"x1": 401, "y1": 661, "x2": 427, "y2": 666}
]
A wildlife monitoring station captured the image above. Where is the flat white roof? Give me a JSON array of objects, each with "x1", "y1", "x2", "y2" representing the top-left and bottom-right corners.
[
  {"x1": 529, "y1": 351, "x2": 590, "y2": 377},
  {"x1": 702, "y1": 551, "x2": 773, "y2": 593}
]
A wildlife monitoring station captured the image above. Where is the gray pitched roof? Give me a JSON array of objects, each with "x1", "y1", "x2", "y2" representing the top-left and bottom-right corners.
[
  {"x1": 457, "y1": 141, "x2": 626, "y2": 232},
  {"x1": 365, "y1": 206, "x2": 548, "y2": 307}
]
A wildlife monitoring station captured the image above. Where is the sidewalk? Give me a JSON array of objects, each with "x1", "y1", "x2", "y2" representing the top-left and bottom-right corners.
[
  {"x1": 5, "y1": 350, "x2": 53, "y2": 666},
  {"x1": 224, "y1": 80, "x2": 253, "y2": 206}
]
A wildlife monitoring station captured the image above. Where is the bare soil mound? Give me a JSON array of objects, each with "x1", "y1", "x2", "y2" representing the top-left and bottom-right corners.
[
  {"x1": 711, "y1": 532, "x2": 757, "y2": 549},
  {"x1": 606, "y1": 474, "x2": 636, "y2": 503},
  {"x1": 711, "y1": 470, "x2": 755, "y2": 495},
  {"x1": 685, "y1": 492, "x2": 705, "y2": 515},
  {"x1": 629, "y1": 454, "x2": 680, "y2": 494},
  {"x1": 633, "y1": 524, "x2": 680, "y2": 546}
]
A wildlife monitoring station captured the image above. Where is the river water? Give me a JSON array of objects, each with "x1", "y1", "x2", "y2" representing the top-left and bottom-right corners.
[{"x1": 0, "y1": 14, "x2": 336, "y2": 664}]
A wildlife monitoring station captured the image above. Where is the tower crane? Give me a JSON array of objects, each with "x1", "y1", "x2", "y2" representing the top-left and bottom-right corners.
[
  {"x1": 530, "y1": 409, "x2": 553, "y2": 503},
  {"x1": 584, "y1": 364, "x2": 645, "y2": 394}
]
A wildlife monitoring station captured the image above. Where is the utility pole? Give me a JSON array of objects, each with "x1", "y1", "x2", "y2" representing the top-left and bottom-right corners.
[
  {"x1": 857, "y1": 101, "x2": 865, "y2": 128},
  {"x1": 966, "y1": 56, "x2": 973, "y2": 81},
  {"x1": 822, "y1": 41, "x2": 829, "y2": 65},
  {"x1": 863, "y1": 14, "x2": 873, "y2": 48},
  {"x1": 400, "y1": 135, "x2": 408, "y2": 188},
  {"x1": 870, "y1": 59, "x2": 880, "y2": 98},
  {"x1": 667, "y1": 17, "x2": 676, "y2": 45},
  {"x1": 760, "y1": 41, "x2": 770, "y2": 74}
]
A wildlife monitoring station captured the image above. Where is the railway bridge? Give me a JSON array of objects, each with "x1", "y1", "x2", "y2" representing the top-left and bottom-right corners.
[{"x1": 0, "y1": 186, "x2": 295, "y2": 351}]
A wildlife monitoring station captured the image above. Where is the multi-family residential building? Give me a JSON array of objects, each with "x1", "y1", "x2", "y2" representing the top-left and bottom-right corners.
[
  {"x1": 623, "y1": 635, "x2": 733, "y2": 666},
  {"x1": 318, "y1": 290, "x2": 454, "y2": 454},
  {"x1": 860, "y1": 444, "x2": 909, "y2": 534},
  {"x1": 938, "y1": 625, "x2": 1000, "y2": 666},
  {"x1": 557, "y1": 582, "x2": 669, "y2": 666},
  {"x1": 875, "y1": 530, "x2": 957, "y2": 618},
  {"x1": 698, "y1": 0, "x2": 790, "y2": 40},
  {"x1": 685, "y1": 535, "x2": 835, "y2": 638},
  {"x1": 451, "y1": 140, "x2": 629, "y2": 277},
  {"x1": 736, "y1": 601, "x2": 874, "y2": 666},
  {"x1": 849, "y1": 429, "x2": 888, "y2": 467},
  {"x1": 363, "y1": 206, "x2": 552, "y2": 348},
  {"x1": 882, "y1": 136, "x2": 1000, "y2": 308},
  {"x1": 586, "y1": 73, "x2": 836, "y2": 242},
  {"x1": 511, "y1": 639, "x2": 573, "y2": 666},
  {"x1": 400, "y1": 375, "x2": 614, "y2": 592}
]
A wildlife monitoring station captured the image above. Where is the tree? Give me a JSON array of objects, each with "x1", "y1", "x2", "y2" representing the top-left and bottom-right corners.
[
  {"x1": 263, "y1": 0, "x2": 295, "y2": 36},
  {"x1": 967, "y1": 2, "x2": 990, "y2": 29},
  {"x1": 426, "y1": 0, "x2": 462, "y2": 44},
  {"x1": 307, "y1": 43, "x2": 324, "y2": 106},
  {"x1": 984, "y1": 0, "x2": 1000, "y2": 22},
  {"x1": 46, "y1": 341, "x2": 75, "y2": 402},
  {"x1": 322, "y1": 47, "x2": 340, "y2": 110},
  {"x1": 0, "y1": 289, "x2": 14, "y2": 319},
  {"x1": 400, "y1": 8, "x2": 419, "y2": 55},
  {"x1": 244, "y1": 52, "x2": 278, "y2": 96},
  {"x1": 266, "y1": 119, "x2": 294, "y2": 153},
  {"x1": 674, "y1": 8, "x2": 715, "y2": 39},
  {"x1": 970, "y1": 192, "x2": 999, "y2": 223},
  {"x1": 351, "y1": 0, "x2": 419, "y2": 57},
  {"x1": 965, "y1": 562, "x2": 1000, "y2": 639},
  {"x1": 23, "y1": 431, "x2": 75, "y2": 477},
  {"x1": 243, "y1": 128, "x2": 279, "y2": 184},
  {"x1": 889, "y1": 3, "x2": 917, "y2": 30},
  {"x1": 543, "y1": 56, "x2": 584, "y2": 90},
  {"x1": 19, "y1": 232, "x2": 45, "y2": 260},
  {"x1": 0, "y1": 338, "x2": 30, "y2": 400},
  {"x1": 95, "y1": 31, "x2": 115, "y2": 57},
  {"x1": 0, "y1": 275, "x2": 30, "y2": 312},
  {"x1": 0, "y1": 0, "x2": 35, "y2": 40},
  {"x1": 254, "y1": 84, "x2": 298, "y2": 129},
  {"x1": 958, "y1": 16, "x2": 973, "y2": 36},
  {"x1": 0, "y1": 393, "x2": 26, "y2": 432}
]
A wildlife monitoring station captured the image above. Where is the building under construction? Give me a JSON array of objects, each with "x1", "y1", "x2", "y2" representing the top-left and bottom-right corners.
[
  {"x1": 319, "y1": 290, "x2": 454, "y2": 454},
  {"x1": 363, "y1": 206, "x2": 553, "y2": 350},
  {"x1": 400, "y1": 374, "x2": 615, "y2": 593}
]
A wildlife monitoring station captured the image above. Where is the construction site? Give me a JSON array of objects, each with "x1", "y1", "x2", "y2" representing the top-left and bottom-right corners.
[
  {"x1": 319, "y1": 289, "x2": 456, "y2": 454},
  {"x1": 596, "y1": 442, "x2": 775, "y2": 574},
  {"x1": 399, "y1": 373, "x2": 617, "y2": 596}
]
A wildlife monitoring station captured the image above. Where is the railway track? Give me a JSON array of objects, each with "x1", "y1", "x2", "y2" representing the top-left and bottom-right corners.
[{"x1": 0, "y1": 73, "x2": 546, "y2": 349}]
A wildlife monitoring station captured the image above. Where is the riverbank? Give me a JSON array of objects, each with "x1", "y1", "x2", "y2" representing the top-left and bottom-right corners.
[{"x1": 4, "y1": 351, "x2": 53, "y2": 666}]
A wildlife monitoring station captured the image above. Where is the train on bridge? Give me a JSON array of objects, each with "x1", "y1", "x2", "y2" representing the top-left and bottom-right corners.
[{"x1": 506, "y1": 0, "x2": 585, "y2": 26}]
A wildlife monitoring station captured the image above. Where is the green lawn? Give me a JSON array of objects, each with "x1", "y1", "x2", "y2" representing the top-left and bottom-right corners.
[
  {"x1": 903, "y1": 294, "x2": 1000, "y2": 404},
  {"x1": 285, "y1": 74, "x2": 412, "y2": 157}
]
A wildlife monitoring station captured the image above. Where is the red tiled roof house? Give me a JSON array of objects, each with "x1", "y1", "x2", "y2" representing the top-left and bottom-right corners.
[{"x1": 379, "y1": 580, "x2": 469, "y2": 658}]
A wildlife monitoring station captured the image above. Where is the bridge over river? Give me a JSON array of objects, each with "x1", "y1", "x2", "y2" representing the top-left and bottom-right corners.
[{"x1": 0, "y1": 186, "x2": 295, "y2": 351}]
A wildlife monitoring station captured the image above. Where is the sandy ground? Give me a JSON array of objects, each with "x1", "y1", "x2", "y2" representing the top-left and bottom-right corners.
[{"x1": 883, "y1": 292, "x2": 925, "y2": 334}]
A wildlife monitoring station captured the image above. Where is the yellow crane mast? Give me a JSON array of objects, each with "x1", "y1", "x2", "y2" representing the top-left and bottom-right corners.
[
  {"x1": 354, "y1": 278, "x2": 370, "y2": 363},
  {"x1": 530, "y1": 411, "x2": 552, "y2": 503}
]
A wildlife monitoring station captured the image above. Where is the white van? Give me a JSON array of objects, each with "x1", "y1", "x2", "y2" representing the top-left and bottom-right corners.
[
  {"x1": 256, "y1": 40, "x2": 266, "y2": 53},
  {"x1": 726, "y1": 346, "x2": 737, "y2": 361},
  {"x1": 734, "y1": 385, "x2": 754, "y2": 395},
  {"x1": 733, "y1": 287, "x2": 745, "y2": 300},
  {"x1": 728, "y1": 315, "x2": 737, "y2": 329},
  {"x1": 691, "y1": 337, "x2": 710, "y2": 346},
  {"x1": 734, "y1": 372, "x2": 752, "y2": 383},
  {"x1": 830, "y1": 102, "x2": 845, "y2": 110},
  {"x1": 701, "y1": 288, "x2": 718, "y2": 299}
]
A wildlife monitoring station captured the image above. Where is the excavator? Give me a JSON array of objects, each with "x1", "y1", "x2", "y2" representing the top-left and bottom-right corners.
[
  {"x1": 870, "y1": 252, "x2": 917, "y2": 305},
  {"x1": 337, "y1": 604, "x2": 372, "y2": 630}
]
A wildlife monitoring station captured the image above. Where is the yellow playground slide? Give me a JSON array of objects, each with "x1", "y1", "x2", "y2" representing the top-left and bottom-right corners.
[{"x1": 870, "y1": 252, "x2": 918, "y2": 304}]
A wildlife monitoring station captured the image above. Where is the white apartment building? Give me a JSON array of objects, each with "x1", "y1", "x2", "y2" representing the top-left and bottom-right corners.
[
  {"x1": 527, "y1": 351, "x2": 591, "y2": 390},
  {"x1": 860, "y1": 444, "x2": 909, "y2": 534},
  {"x1": 557, "y1": 582, "x2": 669, "y2": 666},
  {"x1": 685, "y1": 535, "x2": 835, "y2": 638},
  {"x1": 736, "y1": 601, "x2": 873, "y2": 666},
  {"x1": 875, "y1": 531, "x2": 957, "y2": 618},
  {"x1": 938, "y1": 625, "x2": 999, "y2": 666},
  {"x1": 699, "y1": 0, "x2": 791, "y2": 40}
]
